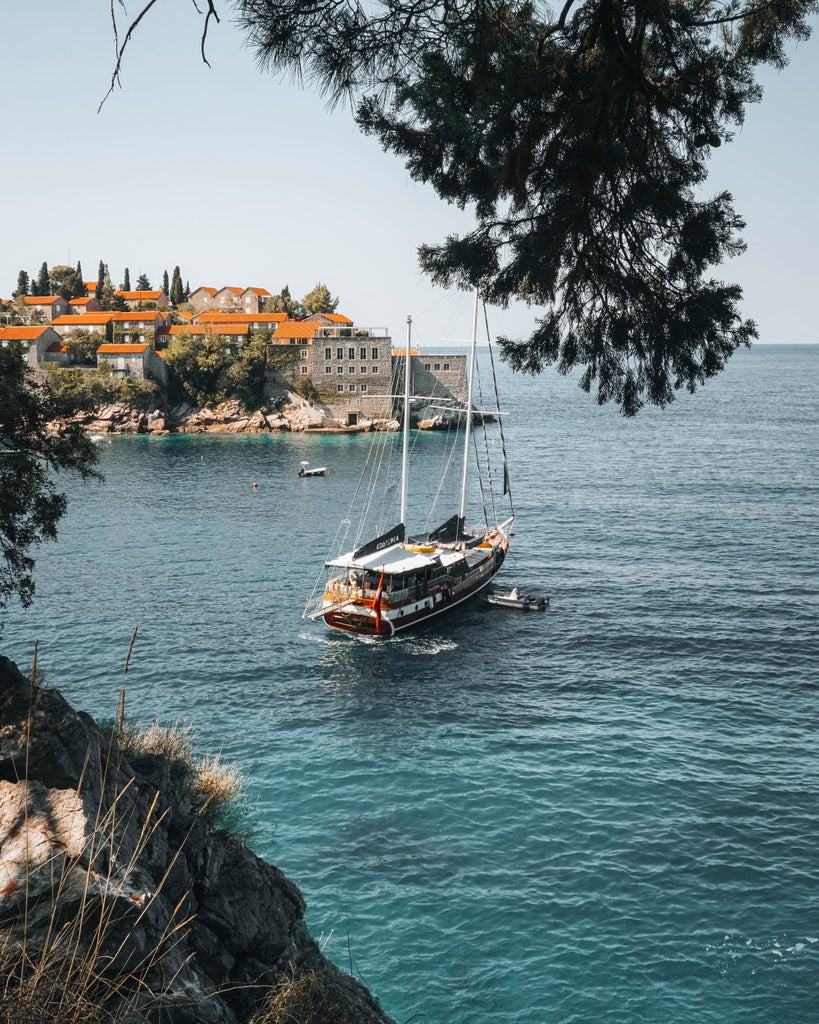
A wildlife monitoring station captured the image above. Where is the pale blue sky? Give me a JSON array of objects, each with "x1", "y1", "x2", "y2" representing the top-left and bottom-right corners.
[{"x1": 1, "y1": 2, "x2": 816, "y2": 346}]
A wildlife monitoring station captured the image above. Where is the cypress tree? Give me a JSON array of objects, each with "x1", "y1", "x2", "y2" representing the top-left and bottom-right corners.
[
  {"x1": 13, "y1": 271, "x2": 29, "y2": 298},
  {"x1": 123, "y1": 267, "x2": 131, "y2": 291},
  {"x1": 170, "y1": 266, "x2": 184, "y2": 306},
  {"x1": 33, "y1": 262, "x2": 49, "y2": 297},
  {"x1": 95, "y1": 260, "x2": 105, "y2": 304},
  {"x1": 162, "y1": 269, "x2": 170, "y2": 296},
  {"x1": 98, "y1": 265, "x2": 115, "y2": 310}
]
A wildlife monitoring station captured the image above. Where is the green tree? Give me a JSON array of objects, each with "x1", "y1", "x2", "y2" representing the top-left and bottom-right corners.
[
  {"x1": 163, "y1": 331, "x2": 233, "y2": 407},
  {"x1": 0, "y1": 345, "x2": 100, "y2": 620},
  {"x1": 50, "y1": 264, "x2": 86, "y2": 301},
  {"x1": 110, "y1": 290, "x2": 129, "y2": 312},
  {"x1": 95, "y1": 260, "x2": 106, "y2": 304},
  {"x1": 122, "y1": 267, "x2": 131, "y2": 290},
  {"x1": 301, "y1": 282, "x2": 339, "y2": 316},
  {"x1": 170, "y1": 265, "x2": 184, "y2": 306},
  {"x1": 136, "y1": 272, "x2": 151, "y2": 290},
  {"x1": 264, "y1": 284, "x2": 301, "y2": 317},
  {"x1": 162, "y1": 269, "x2": 170, "y2": 295},
  {"x1": 64, "y1": 327, "x2": 102, "y2": 365},
  {"x1": 13, "y1": 271, "x2": 29, "y2": 298},
  {"x1": 31, "y1": 262, "x2": 50, "y2": 297},
  {"x1": 97, "y1": 264, "x2": 116, "y2": 310},
  {"x1": 220, "y1": 0, "x2": 813, "y2": 414}
]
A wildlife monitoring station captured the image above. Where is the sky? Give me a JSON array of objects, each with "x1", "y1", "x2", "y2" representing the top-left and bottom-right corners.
[{"x1": 1, "y1": 1, "x2": 817, "y2": 347}]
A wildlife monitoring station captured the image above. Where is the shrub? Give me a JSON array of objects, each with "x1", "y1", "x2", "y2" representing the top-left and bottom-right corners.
[{"x1": 251, "y1": 969, "x2": 358, "y2": 1024}]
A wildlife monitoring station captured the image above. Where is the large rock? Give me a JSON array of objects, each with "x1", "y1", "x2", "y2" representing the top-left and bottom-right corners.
[{"x1": 0, "y1": 656, "x2": 393, "y2": 1024}]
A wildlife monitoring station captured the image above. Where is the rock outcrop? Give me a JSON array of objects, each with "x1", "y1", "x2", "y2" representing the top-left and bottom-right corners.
[{"x1": 0, "y1": 655, "x2": 393, "y2": 1024}]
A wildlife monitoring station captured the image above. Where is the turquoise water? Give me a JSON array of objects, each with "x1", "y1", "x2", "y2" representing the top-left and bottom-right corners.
[{"x1": 3, "y1": 345, "x2": 818, "y2": 1024}]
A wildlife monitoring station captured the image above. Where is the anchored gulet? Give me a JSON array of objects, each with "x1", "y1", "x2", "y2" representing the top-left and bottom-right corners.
[{"x1": 303, "y1": 291, "x2": 514, "y2": 637}]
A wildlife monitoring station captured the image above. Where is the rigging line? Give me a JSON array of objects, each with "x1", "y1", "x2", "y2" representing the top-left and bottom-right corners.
[{"x1": 482, "y1": 302, "x2": 514, "y2": 515}]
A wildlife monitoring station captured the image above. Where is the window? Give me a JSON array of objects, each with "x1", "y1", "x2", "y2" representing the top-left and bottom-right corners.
[
  {"x1": 325, "y1": 366, "x2": 333, "y2": 375},
  {"x1": 371, "y1": 347, "x2": 378, "y2": 359},
  {"x1": 337, "y1": 365, "x2": 343, "y2": 374},
  {"x1": 300, "y1": 365, "x2": 308, "y2": 374},
  {"x1": 325, "y1": 347, "x2": 332, "y2": 360},
  {"x1": 371, "y1": 366, "x2": 379, "y2": 374},
  {"x1": 443, "y1": 363, "x2": 450, "y2": 371},
  {"x1": 116, "y1": 357, "x2": 126, "y2": 370},
  {"x1": 424, "y1": 363, "x2": 431, "y2": 371},
  {"x1": 434, "y1": 363, "x2": 441, "y2": 371},
  {"x1": 337, "y1": 384, "x2": 344, "y2": 393},
  {"x1": 336, "y1": 347, "x2": 343, "y2": 359},
  {"x1": 360, "y1": 383, "x2": 368, "y2": 393},
  {"x1": 301, "y1": 348, "x2": 308, "y2": 358},
  {"x1": 348, "y1": 366, "x2": 355, "y2": 374},
  {"x1": 359, "y1": 365, "x2": 367, "y2": 373},
  {"x1": 349, "y1": 383, "x2": 356, "y2": 392},
  {"x1": 348, "y1": 347, "x2": 355, "y2": 360},
  {"x1": 360, "y1": 347, "x2": 367, "y2": 359}
]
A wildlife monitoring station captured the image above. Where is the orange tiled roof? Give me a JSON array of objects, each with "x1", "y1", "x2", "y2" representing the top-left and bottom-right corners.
[
  {"x1": 110, "y1": 311, "x2": 165, "y2": 322},
  {"x1": 84, "y1": 281, "x2": 98, "y2": 289},
  {"x1": 97, "y1": 343, "x2": 150, "y2": 354},
  {"x1": 244, "y1": 287, "x2": 272, "y2": 296},
  {"x1": 322, "y1": 313, "x2": 353, "y2": 323},
  {"x1": 191, "y1": 286, "x2": 217, "y2": 295},
  {"x1": 167, "y1": 325, "x2": 248, "y2": 336},
  {"x1": 198, "y1": 312, "x2": 287, "y2": 323},
  {"x1": 272, "y1": 321, "x2": 317, "y2": 339},
  {"x1": 46, "y1": 341, "x2": 68, "y2": 353},
  {"x1": 53, "y1": 313, "x2": 115, "y2": 325},
  {"x1": 116, "y1": 290, "x2": 164, "y2": 301},
  {"x1": 0, "y1": 326, "x2": 51, "y2": 340},
  {"x1": 22, "y1": 295, "x2": 62, "y2": 305}
]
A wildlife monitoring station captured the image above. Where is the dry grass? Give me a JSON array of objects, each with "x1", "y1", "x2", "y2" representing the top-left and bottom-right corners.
[
  {"x1": 250, "y1": 969, "x2": 358, "y2": 1024},
  {"x1": 113, "y1": 718, "x2": 195, "y2": 764},
  {"x1": 0, "y1": 760, "x2": 194, "y2": 1024}
]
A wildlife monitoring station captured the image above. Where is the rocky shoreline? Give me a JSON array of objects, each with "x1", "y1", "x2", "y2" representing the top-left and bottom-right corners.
[
  {"x1": 0, "y1": 655, "x2": 395, "y2": 1024},
  {"x1": 77, "y1": 395, "x2": 467, "y2": 437}
]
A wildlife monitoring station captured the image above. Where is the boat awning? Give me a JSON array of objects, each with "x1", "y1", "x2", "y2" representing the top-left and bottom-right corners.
[{"x1": 327, "y1": 541, "x2": 442, "y2": 574}]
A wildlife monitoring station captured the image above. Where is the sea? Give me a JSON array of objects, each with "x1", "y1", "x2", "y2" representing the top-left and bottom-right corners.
[{"x1": 3, "y1": 343, "x2": 818, "y2": 1024}]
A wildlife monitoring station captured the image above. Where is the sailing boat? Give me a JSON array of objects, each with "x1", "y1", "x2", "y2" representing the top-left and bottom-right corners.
[{"x1": 303, "y1": 291, "x2": 514, "y2": 637}]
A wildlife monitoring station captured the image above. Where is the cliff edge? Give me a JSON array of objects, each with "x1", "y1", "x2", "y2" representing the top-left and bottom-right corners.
[{"x1": 0, "y1": 655, "x2": 394, "y2": 1024}]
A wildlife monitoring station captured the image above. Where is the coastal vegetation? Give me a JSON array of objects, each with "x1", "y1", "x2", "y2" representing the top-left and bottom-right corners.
[{"x1": 0, "y1": 344, "x2": 99, "y2": 622}]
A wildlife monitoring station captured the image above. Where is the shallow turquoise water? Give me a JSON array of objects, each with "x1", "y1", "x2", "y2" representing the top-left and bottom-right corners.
[{"x1": 3, "y1": 345, "x2": 818, "y2": 1024}]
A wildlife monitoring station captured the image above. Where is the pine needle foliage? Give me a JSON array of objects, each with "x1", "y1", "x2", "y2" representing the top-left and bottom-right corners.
[{"x1": 233, "y1": 0, "x2": 815, "y2": 413}]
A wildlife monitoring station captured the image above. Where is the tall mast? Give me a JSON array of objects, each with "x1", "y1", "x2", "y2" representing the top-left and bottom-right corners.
[
  {"x1": 400, "y1": 314, "x2": 412, "y2": 527},
  {"x1": 459, "y1": 289, "x2": 480, "y2": 521}
]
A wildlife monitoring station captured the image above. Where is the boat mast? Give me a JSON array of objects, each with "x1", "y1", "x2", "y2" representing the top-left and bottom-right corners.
[
  {"x1": 400, "y1": 314, "x2": 412, "y2": 527},
  {"x1": 459, "y1": 289, "x2": 480, "y2": 521}
]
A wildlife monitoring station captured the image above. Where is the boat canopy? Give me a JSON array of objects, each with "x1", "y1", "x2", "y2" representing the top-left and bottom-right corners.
[{"x1": 353, "y1": 524, "x2": 405, "y2": 560}]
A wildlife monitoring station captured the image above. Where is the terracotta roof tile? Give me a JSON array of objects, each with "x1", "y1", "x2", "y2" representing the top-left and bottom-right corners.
[
  {"x1": 0, "y1": 326, "x2": 51, "y2": 340},
  {"x1": 22, "y1": 295, "x2": 62, "y2": 305},
  {"x1": 198, "y1": 312, "x2": 287, "y2": 323},
  {"x1": 273, "y1": 321, "x2": 317, "y2": 339},
  {"x1": 52, "y1": 313, "x2": 115, "y2": 325},
  {"x1": 97, "y1": 343, "x2": 150, "y2": 354},
  {"x1": 116, "y1": 290, "x2": 164, "y2": 301}
]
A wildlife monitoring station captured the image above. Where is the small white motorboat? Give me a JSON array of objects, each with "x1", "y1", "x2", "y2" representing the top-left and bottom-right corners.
[
  {"x1": 298, "y1": 460, "x2": 327, "y2": 477},
  {"x1": 486, "y1": 586, "x2": 549, "y2": 610}
]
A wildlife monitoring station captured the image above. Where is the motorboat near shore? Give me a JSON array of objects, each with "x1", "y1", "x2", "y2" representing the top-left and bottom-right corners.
[
  {"x1": 298, "y1": 461, "x2": 327, "y2": 477},
  {"x1": 486, "y1": 586, "x2": 549, "y2": 610}
]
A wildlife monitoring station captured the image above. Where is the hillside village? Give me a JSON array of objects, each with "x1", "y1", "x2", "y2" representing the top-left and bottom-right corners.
[{"x1": 0, "y1": 281, "x2": 468, "y2": 433}]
